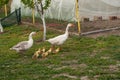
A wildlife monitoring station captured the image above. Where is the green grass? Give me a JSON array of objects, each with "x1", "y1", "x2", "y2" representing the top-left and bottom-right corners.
[{"x1": 0, "y1": 25, "x2": 120, "y2": 80}]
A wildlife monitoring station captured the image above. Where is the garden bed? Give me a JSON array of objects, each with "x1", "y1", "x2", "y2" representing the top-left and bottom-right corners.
[{"x1": 22, "y1": 17, "x2": 120, "y2": 38}]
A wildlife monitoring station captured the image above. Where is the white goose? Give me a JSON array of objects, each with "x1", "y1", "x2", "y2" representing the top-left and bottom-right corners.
[
  {"x1": 10, "y1": 32, "x2": 36, "y2": 53},
  {"x1": 46, "y1": 23, "x2": 74, "y2": 53}
]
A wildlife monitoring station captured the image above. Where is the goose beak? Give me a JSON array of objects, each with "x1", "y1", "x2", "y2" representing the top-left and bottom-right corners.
[
  {"x1": 68, "y1": 23, "x2": 75, "y2": 27},
  {"x1": 33, "y1": 32, "x2": 36, "y2": 35},
  {"x1": 71, "y1": 24, "x2": 75, "y2": 27}
]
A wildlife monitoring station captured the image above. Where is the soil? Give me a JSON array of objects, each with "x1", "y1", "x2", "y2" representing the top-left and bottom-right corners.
[
  {"x1": 85, "y1": 29, "x2": 120, "y2": 38},
  {"x1": 52, "y1": 73, "x2": 78, "y2": 79},
  {"x1": 22, "y1": 18, "x2": 120, "y2": 38}
]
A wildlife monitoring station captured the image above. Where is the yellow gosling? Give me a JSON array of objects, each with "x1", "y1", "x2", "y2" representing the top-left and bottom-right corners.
[
  {"x1": 42, "y1": 47, "x2": 46, "y2": 53},
  {"x1": 53, "y1": 47, "x2": 60, "y2": 54},
  {"x1": 48, "y1": 48, "x2": 52, "y2": 53},
  {"x1": 41, "y1": 51, "x2": 49, "y2": 59},
  {"x1": 32, "y1": 49, "x2": 41, "y2": 59},
  {"x1": 32, "y1": 48, "x2": 45, "y2": 59},
  {"x1": 41, "y1": 48, "x2": 53, "y2": 59}
]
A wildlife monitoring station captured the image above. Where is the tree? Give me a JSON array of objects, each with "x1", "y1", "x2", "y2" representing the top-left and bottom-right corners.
[
  {"x1": 0, "y1": 0, "x2": 9, "y2": 8},
  {"x1": 21, "y1": 0, "x2": 51, "y2": 41},
  {"x1": 0, "y1": 22, "x2": 3, "y2": 32}
]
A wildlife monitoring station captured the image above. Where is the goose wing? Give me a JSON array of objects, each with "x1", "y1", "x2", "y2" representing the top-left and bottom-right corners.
[
  {"x1": 12, "y1": 41, "x2": 28, "y2": 50},
  {"x1": 47, "y1": 34, "x2": 67, "y2": 45}
]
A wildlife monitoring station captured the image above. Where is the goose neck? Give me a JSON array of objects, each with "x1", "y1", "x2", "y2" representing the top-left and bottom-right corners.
[
  {"x1": 65, "y1": 26, "x2": 69, "y2": 34},
  {"x1": 29, "y1": 34, "x2": 33, "y2": 40}
]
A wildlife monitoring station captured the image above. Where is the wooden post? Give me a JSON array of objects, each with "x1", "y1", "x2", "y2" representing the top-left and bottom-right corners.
[
  {"x1": 75, "y1": 0, "x2": 81, "y2": 34},
  {"x1": 32, "y1": 0, "x2": 35, "y2": 24},
  {"x1": 4, "y1": 4, "x2": 7, "y2": 16},
  {"x1": 32, "y1": 9, "x2": 35, "y2": 24}
]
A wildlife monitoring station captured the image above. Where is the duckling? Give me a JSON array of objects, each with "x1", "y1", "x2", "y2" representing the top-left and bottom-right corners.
[
  {"x1": 41, "y1": 48, "x2": 52, "y2": 58},
  {"x1": 53, "y1": 47, "x2": 60, "y2": 54},
  {"x1": 41, "y1": 51, "x2": 49, "y2": 59},
  {"x1": 42, "y1": 47, "x2": 46, "y2": 53},
  {"x1": 32, "y1": 47, "x2": 45, "y2": 59},
  {"x1": 48, "y1": 47, "x2": 52, "y2": 53},
  {"x1": 32, "y1": 48, "x2": 41, "y2": 59}
]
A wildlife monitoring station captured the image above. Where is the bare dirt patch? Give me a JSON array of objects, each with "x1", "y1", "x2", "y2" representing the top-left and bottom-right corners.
[
  {"x1": 22, "y1": 18, "x2": 120, "y2": 38},
  {"x1": 61, "y1": 60, "x2": 78, "y2": 64},
  {"x1": 94, "y1": 75, "x2": 100, "y2": 80},
  {"x1": 85, "y1": 29, "x2": 120, "y2": 38},
  {"x1": 53, "y1": 63, "x2": 88, "y2": 70},
  {"x1": 109, "y1": 65, "x2": 119, "y2": 72},
  {"x1": 100, "y1": 56, "x2": 110, "y2": 59},
  {"x1": 52, "y1": 73, "x2": 78, "y2": 79},
  {"x1": 80, "y1": 76, "x2": 90, "y2": 80}
]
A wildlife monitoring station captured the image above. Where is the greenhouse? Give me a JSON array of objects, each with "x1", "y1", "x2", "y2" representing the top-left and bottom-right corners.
[{"x1": 11, "y1": 0, "x2": 120, "y2": 21}]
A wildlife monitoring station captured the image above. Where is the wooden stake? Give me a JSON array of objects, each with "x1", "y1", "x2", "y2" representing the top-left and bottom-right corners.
[
  {"x1": 32, "y1": 0, "x2": 35, "y2": 24},
  {"x1": 75, "y1": 0, "x2": 81, "y2": 34},
  {"x1": 32, "y1": 9, "x2": 35, "y2": 24},
  {"x1": 4, "y1": 4, "x2": 7, "y2": 16}
]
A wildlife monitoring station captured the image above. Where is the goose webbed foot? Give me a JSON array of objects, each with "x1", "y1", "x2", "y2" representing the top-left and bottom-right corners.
[{"x1": 18, "y1": 50, "x2": 25, "y2": 54}]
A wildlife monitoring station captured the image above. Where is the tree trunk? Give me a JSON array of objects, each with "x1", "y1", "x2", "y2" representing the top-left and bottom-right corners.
[
  {"x1": 0, "y1": 22, "x2": 3, "y2": 32},
  {"x1": 34, "y1": 0, "x2": 47, "y2": 41},
  {"x1": 41, "y1": 15, "x2": 46, "y2": 41}
]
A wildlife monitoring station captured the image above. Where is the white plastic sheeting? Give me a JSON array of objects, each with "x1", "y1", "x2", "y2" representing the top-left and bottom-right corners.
[
  {"x1": 11, "y1": 0, "x2": 120, "y2": 21},
  {"x1": 11, "y1": 0, "x2": 36, "y2": 16},
  {"x1": 45, "y1": 0, "x2": 75, "y2": 21},
  {"x1": 101, "y1": 0, "x2": 120, "y2": 7},
  {"x1": 11, "y1": 0, "x2": 21, "y2": 12},
  {"x1": 78, "y1": 0, "x2": 120, "y2": 20}
]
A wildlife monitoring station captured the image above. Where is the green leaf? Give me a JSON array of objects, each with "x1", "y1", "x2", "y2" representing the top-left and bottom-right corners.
[
  {"x1": 0, "y1": 0, "x2": 9, "y2": 8},
  {"x1": 21, "y1": 0, "x2": 51, "y2": 9}
]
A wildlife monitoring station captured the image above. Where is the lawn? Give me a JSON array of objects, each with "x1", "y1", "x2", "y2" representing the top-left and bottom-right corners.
[{"x1": 0, "y1": 25, "x2": 120, "y2": 80}]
